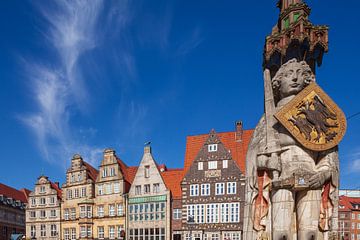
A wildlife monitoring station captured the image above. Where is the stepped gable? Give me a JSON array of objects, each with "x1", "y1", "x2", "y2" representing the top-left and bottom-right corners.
[
  {"x1": 184, "y1": 129, "x2": 254, "y2": 175},
  {"x1": 161, "y1": 168, "x2": 183, "y2": 199},
  {"x1": 0, "y1": 183, "x2": 29, "y2": 203}
]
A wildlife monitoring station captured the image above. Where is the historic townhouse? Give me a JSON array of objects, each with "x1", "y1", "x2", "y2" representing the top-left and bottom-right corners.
[
  {"x1": 338, "y1": 195, "x2": 360, "y2": 240},
  {"x1": 93, "y1": 149, "x2": 135, "y2": 240},
  {"x1": 61, "y1": 154, "x2": 98, "y2": 240},
  {"x1": 181, "y1": 124, "x2": 252, "y2": 240},
  {"x1": 26, "y1": 175, "x2": 62, "y2": 239},
  {"x1": 0, "y1": 183, "x2": 29, "y2": 240},
  {"x1": 126, "y1": 145, "x2": 172, "y2": 240}
]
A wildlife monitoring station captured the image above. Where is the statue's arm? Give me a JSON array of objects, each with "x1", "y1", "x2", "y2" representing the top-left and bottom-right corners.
[{"x1": 309, "y1": 147, "x2": 338, "y2": 189}]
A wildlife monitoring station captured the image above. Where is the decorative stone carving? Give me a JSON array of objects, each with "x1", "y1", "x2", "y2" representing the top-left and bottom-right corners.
[{"x1": 243, "y1": 59, "x2": 343, "y2": 240}]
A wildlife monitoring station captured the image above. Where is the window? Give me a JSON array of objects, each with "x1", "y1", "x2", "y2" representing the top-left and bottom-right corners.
[
  {"x1": 50, "y1": 209, "x2": 56, "y2": 217},
  {"x1": 352, "y1": 234, "x2": 355, "y2": 240},
  {"x1": 109, "y1": 204, "x2": 115, "y2": 216},
  {"x1": 153, "y1": 183, "x2": 160, "y2": 193},
  {"x1": 117, "y1": 204, "x2": 123, "y2": 216},
  {"x1": 352, "y1": 222, "x2": 355, "y2": 229},
  {"x1": 201, "y1": 184, "x2": 210, "y2": 196},
  {"x1": 40, "y1": 186, "x2": 45, "y2": 193},
  {"x1": 358, "y1": 213, "x2": 360, "y2": 220},
  {"x1": 30, "y1": 211, "x2": 36, "y2": 218},
  {"x1": 50, "y1": 224, "x2": 57, "y2": 237},
  {"x1": 227, "y1": 182, "x2": 237, "y2": 194},
  {"x1": 117, "y1": 225, "x2": 124, "y2": 238},
  {"x1": 145, "y1": 165, "x2": 150, "y2": 178},
  {"x1": 87, "y1": 226, "x2": 92, "y2": 237},
  {"x1": 114, "y1": 182, "x2": 120, "y2": 193},
  {"x1": 40, "y1": 210, "x2": 46, "y2": 218},
  {"x1": 74, "y1": 188, "x2": 79, "y2": 198},
  {"x1": 144, "y1": 184, "x2": 151, "y2": 194},
  {"x1": 98, "y1": 205, "x2": 104, "y2": 217},
  {"x1": 64, "y1": 229, "x2": 69, "y2": 240},
  {"x1": 31, "y1": 225, "x2": 36, "y2": 237},
  {"x1": 357, "y1": 234, "x2": 360, "y2": 240},
  {"x1": 40, "y1": 224, "x2": 46, "y2": 237},
  {"x1": 70, "y1": 208, "x2": 76, "y2": 219},
  {"x1": 64, "y1": 209, "x2": 69, "y2": 220},
  {"x1": 135, "y1": 185, "x2": 141, "y2": 195},
  {"x1": 31, "y1": 198, "x2": 36, "y2": 206},
  {"x1": 173, "y1": 209, "x2": 182, "y2": 220},
  {"x1": 80, "y1": 206, "x2": 86, "y2": 218},
  {"x1": 223, "y1": 160, "x2": 228, "y2": 168},
  {"x1": 208, "y1": 161, "x2": 217, "y2": 170},
  {"x1": 81, "y1": 187, "x2": 86, "y2": 197},
  {"x1": 190, "y1": 184, "x2": 199, "y2": 196},
  {"x1": 352, "y1": 213, "x2": 355, "y2": 219},
  {"x1": 105, "y1": 184, "x2": 111, "y2": 194},
  {"x1": 110, "y1": 167, "x2": 115, "y2": 176},
  {"x1": 102, "y1": 168, "x2": 108, "y2": 178},
  {"x1": 109, "y1": 226, "x2": 115, "y2": 239},
  {"x1": 98, "y1": 226, "x2": 104, "y2": 239},
  {"x1": 87, "y1": 206, "x2": 92, "y2": 218},
  {"x1": 50, "y1": 197, "x2": 55, "y2": 204},
  {"x1": 293, "y1": 12, "x2": 300, "y2": 22},
  {"x1": 71, "y1": 228, "x2": 76, "y2": 240},
  {"x1": 216, "y1": 183, "x2": 225, "y2": 195},
  {"x1": 78, "y1": 173, "x2": 82, "y2": 182},
  {"x1": 40, "y1": 197, "x2": 46, "y2": 205},
  {"x1": 198, "y1": 162, "x2": 203, "y2": 170},
  {"x1": 284, "y1": 17, "x2": 290, "y2": 29},
  {"x1": 98, "y1": 185, "x2": 103, "y2": 195},
  {"x1": 80, "y1": 226, "x2": 86, "y2": 238},
  {"x1": 224, "y1": 232, "x2": 241, "y2": 240},
  {"x1": 207, "y1": 204, "x2": 219, "y2": 223},
  {"x1": 357, "y1": 223, "x2": 360, "y2": 229},
  {"x1": 67, "y1": 189, "x2": 72, "y2": 199},
  {"x1": 339, "y1": 205, "x2": 345, "y2": 209},
  {"x1": 208, "y1": 144, "x2": 218, "y2": 152}
]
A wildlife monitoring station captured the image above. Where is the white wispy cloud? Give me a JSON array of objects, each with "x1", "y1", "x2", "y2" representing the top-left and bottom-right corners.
[
  {"x1": 176, "y1": 26, "x2": 203, "y2": 56},
  {"x1": 20, "y1": 0, "x2": 132, "y2": 168}
]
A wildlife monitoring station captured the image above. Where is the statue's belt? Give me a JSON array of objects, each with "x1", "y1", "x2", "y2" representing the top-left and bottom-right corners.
[{"x1": 272, "y1": 172, "x2": 314, "y2": 191}]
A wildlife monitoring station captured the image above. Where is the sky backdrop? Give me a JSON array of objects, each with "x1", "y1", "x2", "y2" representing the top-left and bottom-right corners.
[{"x1": 1, "y1": 0, "x2": 360, "y2": 190}]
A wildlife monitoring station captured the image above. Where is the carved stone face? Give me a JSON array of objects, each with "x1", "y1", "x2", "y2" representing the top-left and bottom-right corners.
[{"x1": 272, "y1": 59, "x2": 315, "y2": 100}]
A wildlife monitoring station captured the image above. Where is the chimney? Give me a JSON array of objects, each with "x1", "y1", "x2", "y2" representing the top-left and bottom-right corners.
[{"x1": 235, "y1": 120, "x2": 243, "y2": 142}]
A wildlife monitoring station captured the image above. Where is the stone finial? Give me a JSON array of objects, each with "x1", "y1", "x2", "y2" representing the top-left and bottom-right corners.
[
  {"x1": 144, "y1": 142, "x2": 151, "y2": 154},
  {"x1": 72, "y1": 154, "x2": 82, "y2": 160}
]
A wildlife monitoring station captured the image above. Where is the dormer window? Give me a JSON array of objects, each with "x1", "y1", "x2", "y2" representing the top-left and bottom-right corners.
[{"x1": 208, "y1": 144, "x2": 218, "y2": 152}]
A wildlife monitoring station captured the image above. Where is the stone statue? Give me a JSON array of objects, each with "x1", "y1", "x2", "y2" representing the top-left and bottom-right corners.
[{"x1": 243, "y1": 59, "x2": 340, "y2": 240}]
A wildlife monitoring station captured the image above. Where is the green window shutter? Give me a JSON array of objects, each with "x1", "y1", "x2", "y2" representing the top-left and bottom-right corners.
[
  {"x1": 284, "y1": 18, "x2": 290, "y2": 29},
  {"x1": 294, "y1": 12, "x2": 300, "y2": 22}
]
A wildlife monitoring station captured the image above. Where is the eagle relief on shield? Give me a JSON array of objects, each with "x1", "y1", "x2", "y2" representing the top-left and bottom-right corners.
[{"x1": 275, "y1": 82, "x2": 347, "y2": 151}]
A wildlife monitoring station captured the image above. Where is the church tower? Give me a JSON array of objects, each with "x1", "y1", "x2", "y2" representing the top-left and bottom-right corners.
[{"x1": 263, "y1": 0, "x2": 329, "y2": 77}]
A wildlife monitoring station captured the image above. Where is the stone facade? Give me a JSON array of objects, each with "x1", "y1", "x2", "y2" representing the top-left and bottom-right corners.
[
  {"x1": 0, "y1": 183, "x2": 28, "y2": 240},
  {"x1": 93, "y1": 149, "x2": 128, "y2": 240},
  {"x1": 26, "y1": 175, "x2": 62, "y2": 239},
  {"x1": 181, "y1": 130, "x2": 245, "y2": 240},
  {"x1": 61, "y1": 154, "x2": 98, "y2": 240},
  {"x1": 126, "y1": 146, "x2": 171, "y2": 240}
]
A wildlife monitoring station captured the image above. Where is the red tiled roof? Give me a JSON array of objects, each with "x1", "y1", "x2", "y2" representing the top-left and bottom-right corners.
[
  {"x1": 0, "y1": 183, "x2": 29, "y2": 203},
  {"x1": 184, "y1": 130, "x2": 254, "y2": 174},
  {"x1": 83, "y1": 162, "x2": 99, "y2": 182},
  {"x1": 117, "y1": 157, "x2": 138, "y2": 184},
  {"x1": 50, "y1": 182, "x2": 62, "y2": 199},
  {"x1": 161, "y1": 169, "x2": 184, "y2": 199},
  {"x1": 339, "y1": 195, "x2": 360, "y2": 211}
]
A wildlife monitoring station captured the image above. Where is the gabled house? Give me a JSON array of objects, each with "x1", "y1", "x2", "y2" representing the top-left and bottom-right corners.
[
  {"x1": 126, "y1": 145, "x2": 171, "y2": 240},
  {"x1": 61, "y1": 154, "x2": 98, "y2": 240},
  {"x1": 26, "y1": 175, "x2": 62, "y2": 239},
  {"x1": 181, "y1": 129, "x2": 247, "y2": 240},
  {"x1": 93, "y1": 148, "x2": 135, "y2": 240}
]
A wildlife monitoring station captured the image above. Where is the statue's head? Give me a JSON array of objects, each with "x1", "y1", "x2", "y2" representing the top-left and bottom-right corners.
[{"x1": 272, "y1": 59, "x2": 315, "y2": 100}]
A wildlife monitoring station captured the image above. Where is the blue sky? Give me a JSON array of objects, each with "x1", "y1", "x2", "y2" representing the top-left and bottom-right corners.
[{"x1": 1, "y1": 0, "x2": 359, "y2": 190}]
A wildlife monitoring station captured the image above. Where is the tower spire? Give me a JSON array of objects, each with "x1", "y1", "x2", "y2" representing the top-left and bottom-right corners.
[{"x1": 264, "y1": 0, "x2": 329, "y2": 78}]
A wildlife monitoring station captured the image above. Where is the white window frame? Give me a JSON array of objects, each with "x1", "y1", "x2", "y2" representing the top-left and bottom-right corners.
[
  {"x1": 98, "y1": 205, "x2": 104, "y2": 217},
  {"x1": 117, "y1": 204, "x2": 123, "y2": 216},
  {"x1": 215, "y1": 183, "x2": 225, "y2": 195},
  {"x1": 114, "y1": 182, "x2": 120, "y2": 193},
  {"x1": 223, "y1": 160, "x2": 228, "y2": 168},
  {"x1": 98, "y1": 226, "x2": 104, "y2": 239},
  {"x1": 173, "y1": 208, "x2": 182, "y2": 220},
  {"x1": 208, "y1": 144, "x2": 218, "y2": 152},
  {"x1": 190, "y1": 184, "x2": 199, "y2": 196},
  {"x1": 227, "y1": 182, "x2": 237, "y2": 194},
  {"x1": 201, "y1": 183, "x2": 210, "y2": 196},
  {"x1": 198, "y1": 162, "x2": 203, "y2": 170},
  {"x1": 109, "y1": 204, "x2": 115, "y2": 216},
  {"x1": 109, "y1": 226, "x2": 115, "y2": 239},
  {"x1": 208, "y1": 161, "x2": 218, "y2": 170}
]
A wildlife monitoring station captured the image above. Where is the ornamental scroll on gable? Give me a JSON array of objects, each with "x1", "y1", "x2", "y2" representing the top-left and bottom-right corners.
[{"x1": 275, "y1": 82, "x2": 347, "y2": 151}]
